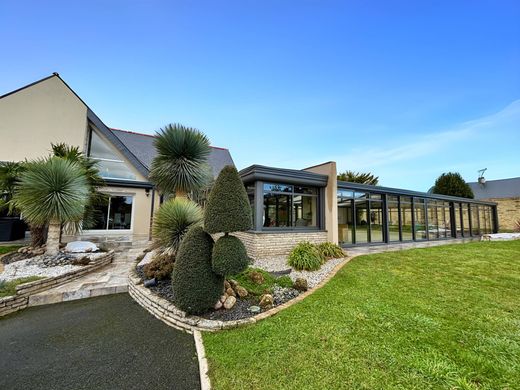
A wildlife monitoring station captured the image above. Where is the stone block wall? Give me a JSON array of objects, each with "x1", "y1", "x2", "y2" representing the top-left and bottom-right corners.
[
  {"x1": 0, "y1": 251, "x2": 114, "y2": 317},
  {"x1": 484, "y1": 197, "x2": 520, "y2": 231},
  {"x1": 233, "y1": 231, "x2": 328, "y2": 259}
]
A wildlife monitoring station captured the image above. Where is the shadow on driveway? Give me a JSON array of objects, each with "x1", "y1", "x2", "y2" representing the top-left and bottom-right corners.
[{"x1": 0, "y1": 294, "x2": 200, "y2": 390}]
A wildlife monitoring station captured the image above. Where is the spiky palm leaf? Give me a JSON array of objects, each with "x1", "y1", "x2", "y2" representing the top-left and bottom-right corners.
[
  {"x1": 337, "y1": 170, "x2": 379, "y2": 185},
  {"x1": 0, "y1": 161, "x2": 26, "y2": 214},
  {"x1": 149, "y1": 124, "x2": 212, "y2": 196},
  {"x1": 152, "y1": 198, "x2": 203, "y2": 254}
]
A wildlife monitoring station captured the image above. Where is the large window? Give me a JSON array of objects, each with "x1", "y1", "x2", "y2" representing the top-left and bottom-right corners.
[
  {"x1": 387, "y1": 196, "x2": 400, "y2": 242},
  {"x1": 401, "y1": 197, "x2": 414, "y2": 241},
  {"x1": 462, "y1": 203, "x2": 471, "y2": 237},
  {"x1": 471, "y1": 205, "x2": 480, "y2": 236},
  {"x1": 414, "y1": 198, "x2": 427, "y2": 240},
  {"x1": 90, "y1": 195, "x2": 133, "y2": 230},
  {"x1": 337, "y1": 190, "x2": 354, "y2": 245},
  {"x1": 88, "y1": 129, "x2": 137, "y2": 181},
  {"x1": 263, "y1": 183, "x2": 318, "y2": 229}
]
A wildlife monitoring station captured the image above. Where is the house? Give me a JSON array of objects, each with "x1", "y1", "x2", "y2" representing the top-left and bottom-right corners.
[
  {"x1": 0, "y1": 74, "x2": 499, "y2": 257},
  {"x1": 468, "y1": 177, "x2": 520, "y2": 231},
  {"x1": 0, "y1": 73, "x2": 233, "y2": 245}
]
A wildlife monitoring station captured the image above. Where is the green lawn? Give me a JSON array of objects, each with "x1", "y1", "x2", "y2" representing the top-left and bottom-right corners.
[{"x1": 203, "y1": 241, "x2": 520, "y2": 390}]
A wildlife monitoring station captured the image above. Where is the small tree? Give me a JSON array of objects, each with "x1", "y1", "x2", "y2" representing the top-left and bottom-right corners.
[
  {"x1": 432, "y1": 172, "x2": 474, "y2": 199},
  {"x1": 337, "y1": 170, "x2": 379, "y2": 185},
  {"x1": 172, "y1": 226, "x2": 224, "y2": 314},
  {"x1": 204, "y1": 165, "x2": 252, "y2": 276},
  {"x1": 149, "y1": 123, "x2": 212, "y2": 198},
  {"x1": 13, "y1": 158, "x2": 89, "y2": 255}
]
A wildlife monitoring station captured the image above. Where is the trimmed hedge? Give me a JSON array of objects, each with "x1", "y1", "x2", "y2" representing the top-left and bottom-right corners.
[
  {"x1": 204, "y1": 165, "x2": 252, "y2": 234},
  {"x1": 287, "y1": 241, "x2": 325, "y2": 271},
  {"x1": 172, "y1": 226, "x2": 224, "y2": 314},
  {"x1": 212, "y1": 234, "x2": 249, "y2": 276}
]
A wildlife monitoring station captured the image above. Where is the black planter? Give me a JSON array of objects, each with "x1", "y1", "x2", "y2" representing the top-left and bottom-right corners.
[{"x1": 0, "y1": 218, "x2": 27, "y2": 241}]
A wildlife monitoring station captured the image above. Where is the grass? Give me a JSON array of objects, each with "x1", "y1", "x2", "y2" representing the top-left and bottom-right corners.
[
  {"x1": 0, "y1": 276, "x2": 44, "y2": 297},
  {"x1": 203, "y1": 241, "x2": 520, "y2": 390},
  {"x1": 0, "y1": 245, "x2": 22, "y2": 255}
]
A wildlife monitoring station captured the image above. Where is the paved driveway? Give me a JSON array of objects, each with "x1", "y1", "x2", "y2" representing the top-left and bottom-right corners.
[{"x1": 0, "y1": 294, "x2": 200, "y2": 390}]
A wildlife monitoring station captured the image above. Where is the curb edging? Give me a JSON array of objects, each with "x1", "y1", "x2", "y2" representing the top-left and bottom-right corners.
[{"x1": 193, "y1": 330, "x2": 212, "y2": 390}]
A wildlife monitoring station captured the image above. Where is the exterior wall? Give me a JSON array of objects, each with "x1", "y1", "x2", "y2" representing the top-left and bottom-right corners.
[
  {"x1": 303, "y1": 162, "x2": 338, "y2": 243},
  {"x1": 0, "y1": 76, "x2": 89, "y2": 161},
  {"x1": 483, "y1": 197, "x2": 520, "y2": 231},
  {"x1": 233, "y1": 231, "x2": 328, "y2": 259}
]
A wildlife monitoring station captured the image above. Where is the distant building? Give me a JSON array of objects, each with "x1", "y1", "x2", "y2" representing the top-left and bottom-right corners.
[{"x1": 469, "y1": 177, "x2": 520, "y2": 231}]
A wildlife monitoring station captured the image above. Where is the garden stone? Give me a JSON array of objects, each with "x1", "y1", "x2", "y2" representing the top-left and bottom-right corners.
[
  {"x1": 259, "y1": 294, "x2": 273, "y2": 309},
  {"x1": 235, "y1": 285, "x2": 248, "y2": 298},
  {"x1": 64, "y1": 241, "x2": 99, "y2": 253},
  {"x1": 144, "y1": 278, "x2": 157, "y2": 287},
  {"x1": 214, "y1": 300, "x2": 223, "y2": 310},
  {"x1": 229, "y1": 279, "x2": 239, "y2": 289},
  {"x1": 224, "y1": 280, "x2": 231, "y2": 290},
  {"x1": 249, "y1": 270, "x2": 265, "y2": 285},
  {"x1": 293, "y1": 277, "x2": 308, "y2": 292},
  {"x1": 223, "y1": 295, "x2": 236, "y2": 309},
  {"x1": 226, "y1": 287, "x2": 236, "y2": 297},
  {"x1": 248, "y1": 305, "x2": 261, "y2": 314},
  {"x1": 220, "y1": 294, "x2": 227, "y2": 303}
]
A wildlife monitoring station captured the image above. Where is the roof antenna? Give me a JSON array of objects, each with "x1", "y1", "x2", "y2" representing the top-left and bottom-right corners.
[{"x1": 478, "y1": 168, "x2": 487, "y2": 186}]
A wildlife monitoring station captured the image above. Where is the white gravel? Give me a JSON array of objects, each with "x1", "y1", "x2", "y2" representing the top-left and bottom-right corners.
[
  {"x1": 0, "y1": 254, "x2": 86, "y2": 282},
  {"x1": 252, "y1": 256, "x2": 348, "y2": 288}
]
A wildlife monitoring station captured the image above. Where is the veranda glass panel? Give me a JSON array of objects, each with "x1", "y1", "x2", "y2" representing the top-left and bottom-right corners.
[
  {"x1": 441, "y1": 202, "x2": 451, "y2": 238},
  {"x1": 427, "y1": 200, "x2": 439, "y2": 239},
  {"x1": 387, "y1": 196, "x2": 400, "y2": 242},
  {"x1": 354, "y1": 196, "x2": 369, "y2": 244},
  {"x1": 263, "y1": 194, "x2": 291, "y2": 227},
  {"x1": 471, "y1": 205, "x2": 480, "y2": 236},
  {"x1": 370, "y1": 200, "x2": 384, "y2": 243},
  {"x1": 293, "y1": 195, "x2": 317, "y2": 228},
  {"x1": 338, "y1": 198, "x2": 354, "y2": 245},
  {"x1": 462, "y1": 204, "x2": 471, "y2": 236},
  {"x1": 400, "y1": 197, "x2": 413, "y2": 241},
  {"x1": 414, "y1": 198, "x2": 427, "y2": 240}
]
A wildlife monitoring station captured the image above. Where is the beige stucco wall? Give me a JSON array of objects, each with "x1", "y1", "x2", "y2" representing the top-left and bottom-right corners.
[
  {"x1": 482, "y1": 197, "x2": 520, "y2": 231},
  {"x1": 303, "y1": 162, "x2": 338, "y2": 243},
  {"x1": 0, "y1": 76, "x2": 89, "y2": 161}
]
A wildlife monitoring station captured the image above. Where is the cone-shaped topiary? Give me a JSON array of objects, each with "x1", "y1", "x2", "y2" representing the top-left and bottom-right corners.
[
  {"x1": 172, "y1": 226, "x2": 224, "y2": 314},
  {"x1": 212, "y1": 234, "x2": 249, "y2": 276},
  {"x1": 204, "y1": 165, "x2": 252, "y2": 234}
]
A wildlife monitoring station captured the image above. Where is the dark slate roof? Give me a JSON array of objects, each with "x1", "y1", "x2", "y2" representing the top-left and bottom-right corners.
[
  {"x1": 109, "y1": 128, "x2": 235, "y2": 178},
  {"x1": 468, "y1": 177, "x2": 520, "y2": 199}
]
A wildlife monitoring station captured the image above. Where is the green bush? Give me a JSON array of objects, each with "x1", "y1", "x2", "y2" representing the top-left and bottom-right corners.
[
  {"x1": 212, "y1": 234, "x2": 249, "y2": 276},
  {"x1": 172, "y1": 226, "x2": 224, "y2": 314},
  {"x1": 431, "y1": 172, "x2": 474, "y2": 199},
  {"x1": 204, "y1": 165, "x2": 252, "y2": 234},
  {"x1": 317, "y1": 242, "x2": 345, "y2": 259},
  {"x1": 0, "y1": 276, "x2": 44, "y2": 298},
  {"x1": 276, "y1": 275, "x2": 294, "y2": 289},
  {"x1": 287, "y1": 242, "x2": 325, "y2": 271},
  {"x1": 152, "y1": 198, "x2": 203, "y2": 254},
  {"x1": 143, "y1": 253, "x2": 175, "y2": 280}
]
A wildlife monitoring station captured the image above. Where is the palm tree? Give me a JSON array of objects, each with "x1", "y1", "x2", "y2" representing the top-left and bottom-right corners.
[
  {"x1": 337, "y1": 170, "x2": 379, "y2": 185},
  {"x1": 0, "y1": 161, "x2": 25, "y2": 215},
  {"x1": 13, "y1": 158, "x2": 89, "y2": 255},
  {"x1": 149, "y1": 123, "x2": 212, "y2": 198}
]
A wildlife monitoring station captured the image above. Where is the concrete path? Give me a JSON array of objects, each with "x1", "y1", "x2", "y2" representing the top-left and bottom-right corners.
[
  {"x1": 0, "y1": 294, "x2": 200, "y2": 390},
  {"x1": 28, "y1": 246, "x2": 146, "y2": 307}
]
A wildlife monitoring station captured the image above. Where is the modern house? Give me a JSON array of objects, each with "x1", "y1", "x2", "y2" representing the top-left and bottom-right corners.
[
  {"x1": 0, "y1": 73, "x2": 233, "y2": 245},
  {"x1": 0, "y1": 74, "x2": 499, "y2": 256},
  {"x1": 468, "y1": 177, "x2": 520, "y2": 231}
]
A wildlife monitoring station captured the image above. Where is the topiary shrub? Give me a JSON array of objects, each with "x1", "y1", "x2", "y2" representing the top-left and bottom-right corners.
[
  {"x1": 212, "y1": 235, "x2": 249, "y2": 276},
  {"x1": 143, "y1": 253, "x2": 175, "y2": 281},
  {"x1": 287, "y1": 242, "x2": 325, "y2": 271},
  {"x1": 317, "y1": 242, "x2": 345, "y2": 259},
  {"x1": 152, "y1": 198, "x2": 203, "y2": 254},
  {"x1": 172, "y1": 226, "x2": 224, "y2": 314},
  {"x1": 204, "y1": 165, "x2": 252, "y2": 234}
]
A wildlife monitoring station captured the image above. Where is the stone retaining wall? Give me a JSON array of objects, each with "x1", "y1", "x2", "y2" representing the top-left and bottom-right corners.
[
  {"x1": 0, "y1": 251, "x2": 114, "y2": 317},
  {"x1": 233, "y1": 231, "x2": 328, "y2": 259}
]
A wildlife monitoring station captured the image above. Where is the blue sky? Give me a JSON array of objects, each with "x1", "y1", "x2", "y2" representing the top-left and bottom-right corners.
[{"x1": 1, "y1": 1, "x2": 518, "y2": 190}]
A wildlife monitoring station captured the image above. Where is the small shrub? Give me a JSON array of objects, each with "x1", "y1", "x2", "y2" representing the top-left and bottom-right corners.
[
  {"x1": 287, "y1": 242, "x2": 325, "y2": 271},
  {"x1": 212, "y1": 234, "x2": 249, "y2": 276},
  {"x1": 144, "y1": 253, "x2": 175, "y2": 280},
  {"x1": 317, "y1": 242, "x2": 345, "y2": 259},
  {"x1": 172, "y1": 226, "x2": 224, "y2": 314},
  {"x1": 152, "y1": 198, "x2": 203, "y2": 254},
  {"x1": 276, "y1": 275, "x2": 294, "y2": 289},
  {"x1": 232, "y1": 268, "x2": 290, "y2": 296},
  {"x1": 0, "y1": 276, "x2": 44, "y2": 298}
]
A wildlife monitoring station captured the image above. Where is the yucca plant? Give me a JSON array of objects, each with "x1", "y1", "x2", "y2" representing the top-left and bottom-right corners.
[
  {"x1": 149, "y1": 123, "x2": 212, "y2": 198},
  {"x1": 13, "y1": 158, "x2": 89, "y2": 255},
  {"x1": 152, "y1": 198, "x2": 203, "y2": 255},
  {"x1": 0, "y1": 161, "x2": 26, "y2": 215}
]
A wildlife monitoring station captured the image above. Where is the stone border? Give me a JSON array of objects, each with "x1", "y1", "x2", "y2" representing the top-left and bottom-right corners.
[
  {"x1": 193, "y1": 330, "x2": 212, "y2": 390},
  {"x1": 0, "y1": 250, "x2": 115, "y2": 317},
  {"x1": 128, "y1": 255, "x2": 357, "y2": 332}
]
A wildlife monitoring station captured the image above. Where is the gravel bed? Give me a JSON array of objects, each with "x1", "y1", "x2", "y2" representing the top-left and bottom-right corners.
[
  {"x1": 135, "y1": 265, "x2": 300, "y2": 321},
  {"x1": 253, "y1": 256, "x2": 348, "y2": 288}
]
